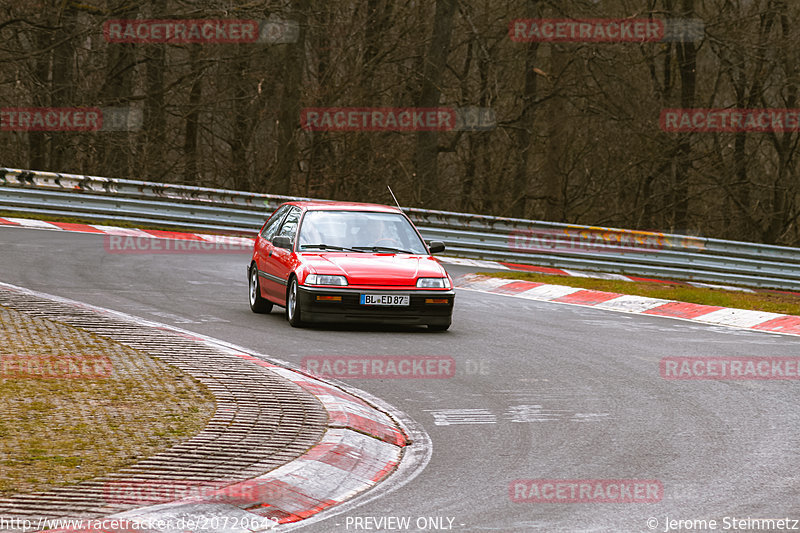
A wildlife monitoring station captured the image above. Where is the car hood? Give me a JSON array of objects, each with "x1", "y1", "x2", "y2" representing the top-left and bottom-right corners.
[{"x1": 302, "y1": 253, "x2": 447, "y2": 286}]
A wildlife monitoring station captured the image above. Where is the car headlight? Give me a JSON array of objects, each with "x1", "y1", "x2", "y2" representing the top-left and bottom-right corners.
[
  {"x1": 305, "y1": 274, "x2": 348, "y2": 286},
  {"x1": 416, "y1": 277, "x2": 450, "y2": 289}
]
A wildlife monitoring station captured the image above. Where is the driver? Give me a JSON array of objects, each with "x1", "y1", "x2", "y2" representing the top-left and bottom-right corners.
[{"x1": 355, "y1": 217, "x2": 402, "y2": 249}]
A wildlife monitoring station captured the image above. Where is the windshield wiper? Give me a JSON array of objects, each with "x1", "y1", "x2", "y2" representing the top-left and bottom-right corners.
[
  {"x1": 300, "y1": 244, "x2": 362, "y2": 253},
  {"x1": 353, "y1": 246, "x2": 418, "y2": 254}
]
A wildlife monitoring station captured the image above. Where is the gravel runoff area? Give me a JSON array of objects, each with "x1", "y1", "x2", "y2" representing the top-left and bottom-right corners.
[{"x1": 0, "y1": 286, "x2": 328, "y2": 529}]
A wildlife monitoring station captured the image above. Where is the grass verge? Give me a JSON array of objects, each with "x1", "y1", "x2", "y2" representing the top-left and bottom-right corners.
[{"x1": 476, "y1": 271, "x2": 800, "y2": 316}]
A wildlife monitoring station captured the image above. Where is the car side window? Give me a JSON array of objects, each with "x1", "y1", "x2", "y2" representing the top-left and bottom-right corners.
[
  {"x1": 260, "y1": 205, "x2": 290, "y2": 239},
  {"x1": 275, "y1": 207, "x2": 302, "y2": 242}
]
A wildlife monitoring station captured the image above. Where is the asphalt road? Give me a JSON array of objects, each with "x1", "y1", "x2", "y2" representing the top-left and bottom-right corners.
[{"x1": 2, "y1": 226, "x2": 799, "y2": 533}]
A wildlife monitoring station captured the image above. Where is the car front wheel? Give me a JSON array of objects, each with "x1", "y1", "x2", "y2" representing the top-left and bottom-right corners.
[
  {"x1": 286, "y1": 277, "x2": 305, "y2": 327},
  {"x1": 249, "y1": 265, "x2": 273, "y2": 314}
]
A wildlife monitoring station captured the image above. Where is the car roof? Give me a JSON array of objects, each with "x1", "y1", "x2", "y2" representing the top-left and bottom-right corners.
[{"x1": 284, "y1": 201, "x2": 403, "y2": 214}]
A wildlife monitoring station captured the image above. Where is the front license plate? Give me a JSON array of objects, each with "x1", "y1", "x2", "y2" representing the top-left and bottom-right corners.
[{"x1": 360, "y1": 294, "x2": 410, "y2": 306}]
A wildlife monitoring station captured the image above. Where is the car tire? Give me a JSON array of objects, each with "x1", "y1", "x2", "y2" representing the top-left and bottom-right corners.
[
  {"x1": 427, "y1": 321, "x2": 451, "y2": 331},
  {"x1": 249, "y1": 265, "x2": 273, "y2": 314},
  {"x1": 286, "y1": 277, "x2": 305, "y2": 327}
]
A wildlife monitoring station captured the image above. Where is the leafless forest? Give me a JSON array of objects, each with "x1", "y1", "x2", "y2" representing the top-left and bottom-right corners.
[{"x1": 1, "y1": 1, "x2": 799, "y2": 245}]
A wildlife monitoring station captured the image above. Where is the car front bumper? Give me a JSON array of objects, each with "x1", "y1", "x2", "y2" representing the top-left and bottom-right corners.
[{"x1": 297, "y1": 286, "x2": 455, "y2": 325}]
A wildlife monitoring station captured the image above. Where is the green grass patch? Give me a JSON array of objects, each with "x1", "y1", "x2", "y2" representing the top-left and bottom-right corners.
[{"x1": 476, "y1": 271, "x2": 800, "y2": 316}]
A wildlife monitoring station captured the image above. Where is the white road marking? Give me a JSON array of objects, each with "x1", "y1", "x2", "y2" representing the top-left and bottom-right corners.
[
  {"x1": 506, "y1": 404, "x2": 564, "y2": 422},
  {"x1": 427, "y1": 409, "x2": 497, "y2": 426},
  {"x1": 570, "y1": 413, "x2": 612, "y2": 422},
  {"x1": 504, "y1": 405, "x2": 613, "y2": 423},
  {"x1": 427, "y1": 406, "x2": 613, "y2": 425}
]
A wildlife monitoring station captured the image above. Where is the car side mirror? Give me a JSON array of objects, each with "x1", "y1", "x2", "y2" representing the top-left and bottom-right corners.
[
  {"x1": 427, "y1": 241, "x2": 445, "y2": 254},
  {"x1": 272, "y1": 235, "x2": 293, "y2": 250}
]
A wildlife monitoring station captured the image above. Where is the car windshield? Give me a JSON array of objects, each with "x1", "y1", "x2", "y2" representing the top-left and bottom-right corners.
[{"x1": 298, "y1": 210, "x2": 428, "y2": 254}]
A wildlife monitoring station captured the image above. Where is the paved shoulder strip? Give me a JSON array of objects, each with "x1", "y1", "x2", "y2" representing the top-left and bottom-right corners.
[
  {"x1": 0, "y1": 282, "x2": 425, "y2": 532},
  {"x1": 455, "y1": 273, "x2": 800, "y2": 337}
]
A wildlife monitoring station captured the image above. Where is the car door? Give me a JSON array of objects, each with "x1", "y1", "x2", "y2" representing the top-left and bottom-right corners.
[
  {"x1": 263, "y1": 206, "x2": 302, "y2": 302},
  {"x1": 254, "y1": 205, "x2": 290, "y2": 300}
]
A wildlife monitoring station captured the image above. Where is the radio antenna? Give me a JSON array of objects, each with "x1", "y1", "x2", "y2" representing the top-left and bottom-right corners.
[{"x1": 387, "y1": 185, "x2": 402, "y2": 210}]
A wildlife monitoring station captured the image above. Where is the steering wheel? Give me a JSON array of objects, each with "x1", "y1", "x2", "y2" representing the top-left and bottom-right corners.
[{"x1": 373, "y1": 238, "x2": 403, "y2": 248}]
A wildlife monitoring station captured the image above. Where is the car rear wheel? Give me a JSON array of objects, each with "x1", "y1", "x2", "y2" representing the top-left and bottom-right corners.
[
  {"x1": 249, "y1": 265, "x2": 273, "y2": 314},
  {"x1": 286, "y1": 277, "x2": 305, "y2": 327},
  {"x1": 427, "y1": 321, "x2": 451, "y2": 331}
]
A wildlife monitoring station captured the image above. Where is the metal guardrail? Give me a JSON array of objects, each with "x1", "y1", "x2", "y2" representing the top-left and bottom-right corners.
[{"x1": 2, "y1": 167, "x2": 800, "y2": 290}]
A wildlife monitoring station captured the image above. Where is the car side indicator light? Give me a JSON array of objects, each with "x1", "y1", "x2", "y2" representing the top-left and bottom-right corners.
[
  {"x1": 316, "y1": 295, "x2": 342, "y2": 302},
  {"x1": 425, "y1": 298, "x2": 450, "y2": 304}
]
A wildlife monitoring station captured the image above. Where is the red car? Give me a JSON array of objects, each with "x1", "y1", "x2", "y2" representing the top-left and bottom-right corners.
[{"x1": 248, "y1": 201, "x2": 455, "y2": 330}]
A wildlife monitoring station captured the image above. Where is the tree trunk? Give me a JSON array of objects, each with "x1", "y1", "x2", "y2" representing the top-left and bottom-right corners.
[
  {"x1": 142, "y1": 0, "x2": 166, "y2": 180},
  {"x1": 510, "y1": 0, "x2": 541, "y2": 219},
  {"x1": 414, "y1": 0, "x2": 457, "y2": 206},
  {"x1": 184, "y1": 45, "x2": 202, "y2": 185},
  {"x1": 542, "y1": 43, "x2": 565, "y2": 221},
  {"x1": 275, "y1": 1, "x2": 310, "y2": 195},
  {"x1": 673, "y1": 0, "x2": 697, "y2": 232},
  {"x1": 50, "y1": 4, "x2": 77, "y2": 172},
  {"x1": 99, "y1": 1, "x2": 137, "y2": 179}
]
